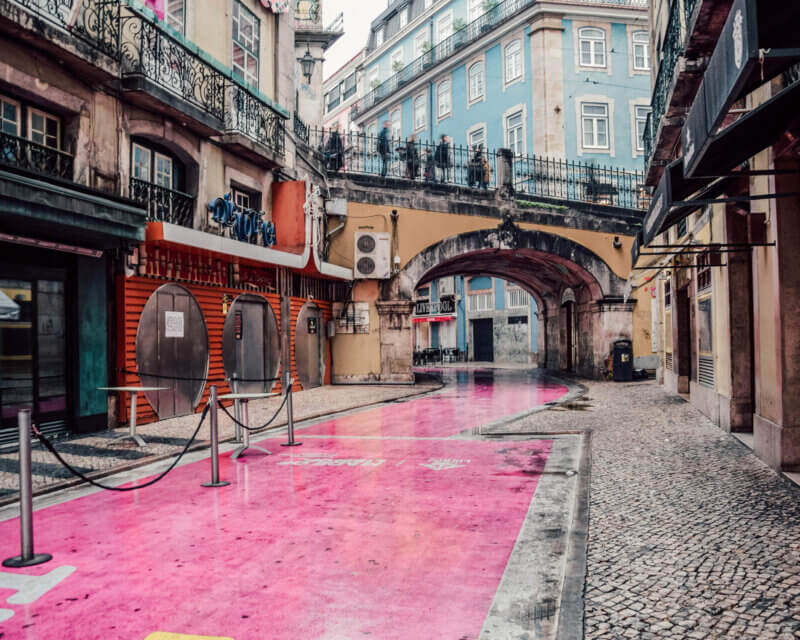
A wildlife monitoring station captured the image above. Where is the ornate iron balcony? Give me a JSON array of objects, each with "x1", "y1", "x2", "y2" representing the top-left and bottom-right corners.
[
  {"x1": 129, "y1": 177, "x2": 195, "y2": 227},
  {"x1": 225, "y1": 83, "x2": 285, "y2": 156},
  {"x1": 120, "y1": 11, "x2": 227, "y2": 122},
  {"x1": 294, "y1": 112, "x2": 310, "y2": 145},
  {"x1": 6, "y1": 0, "x2": 121, "y2": 59},
  {"x1": 0, "y1": 132, "x2": 74, "y2": 180},
  {"x1": 647, "y1": 0, "x2": 685, "y2": 163}
]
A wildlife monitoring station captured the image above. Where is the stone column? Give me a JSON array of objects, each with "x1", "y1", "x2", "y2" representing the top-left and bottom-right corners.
[
  {"x1": 529, "y1": 12, "x2": 566, "y2": 157},
  {"x1": 376, "y1": 300, "x2": 415, "y2": 383}
]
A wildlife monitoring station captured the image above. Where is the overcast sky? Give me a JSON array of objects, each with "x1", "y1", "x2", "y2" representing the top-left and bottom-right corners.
[{"x1": 322, "y1": 0, "x2": 386, "y2": 79}]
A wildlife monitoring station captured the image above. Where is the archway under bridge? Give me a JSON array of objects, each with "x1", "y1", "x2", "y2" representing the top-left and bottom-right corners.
[{"x1": 384, "y1": 225, "x2": 635, "y2": 378}]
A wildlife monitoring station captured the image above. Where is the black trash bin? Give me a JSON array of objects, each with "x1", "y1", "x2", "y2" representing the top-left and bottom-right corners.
[{"x1": 612, "y1": 339, "x2": 633, "y2": 382}]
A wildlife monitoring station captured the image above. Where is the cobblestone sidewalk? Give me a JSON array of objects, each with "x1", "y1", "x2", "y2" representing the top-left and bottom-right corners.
[
  {"x1": 0, "y1": 382, "x2": 440, "y2": 502},
  {"x1": 487, "y1": 379, "x2": 800, "y2": 640}
]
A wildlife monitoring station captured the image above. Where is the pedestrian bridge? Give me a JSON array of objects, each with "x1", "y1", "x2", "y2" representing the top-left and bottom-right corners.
[{"x1": 322, "y1": 162, "x2": 649, "y2": 381}]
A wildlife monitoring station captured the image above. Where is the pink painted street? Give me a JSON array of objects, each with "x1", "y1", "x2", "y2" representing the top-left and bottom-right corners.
[{"x1": 0, "y1": 369, "x2": 580, "y2": 640}]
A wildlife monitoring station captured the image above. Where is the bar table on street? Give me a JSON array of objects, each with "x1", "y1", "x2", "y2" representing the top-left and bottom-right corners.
[
  {"x1": 98, "y1": 387, "x2": 168, "y2": 447},
  {"x1": 219, "y1": 392, "x2": 278, "y2": 459}
]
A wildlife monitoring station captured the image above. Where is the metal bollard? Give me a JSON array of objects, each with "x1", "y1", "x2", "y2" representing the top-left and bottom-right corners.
[
  {"x1": 201, "y1": 386, "x2": 230, "y2": 488},
  {"x1": 232, "y1": 373, "x2": 242, "y2": 443},
  {"x1": 3, "y1": 410, "x2": 52, "y2": 567},
  {"x1": 281, "y1": 378, "x2": 302, "y2": 447}
]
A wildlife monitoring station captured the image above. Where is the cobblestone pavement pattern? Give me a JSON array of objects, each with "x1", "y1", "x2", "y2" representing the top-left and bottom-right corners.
[
  {"x1": 487, "y1": 379, "x2": 800, "y2": 640},
  {"x1": 0, "y1": 382, "x2": 439, "y2": 500}
]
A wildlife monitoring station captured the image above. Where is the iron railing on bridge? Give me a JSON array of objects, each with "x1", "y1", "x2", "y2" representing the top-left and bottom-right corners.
[
  {"x1": 0, "y1": 131, "x2": 74, "y2": 180},
  {"x1": 308, "y1": 127, "x2": 647, "y2": 210}
]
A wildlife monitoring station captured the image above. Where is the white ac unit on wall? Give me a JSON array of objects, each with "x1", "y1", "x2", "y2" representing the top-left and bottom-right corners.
[{"x1": 354, "y1": 232, "x2": 391, "y2": 279}]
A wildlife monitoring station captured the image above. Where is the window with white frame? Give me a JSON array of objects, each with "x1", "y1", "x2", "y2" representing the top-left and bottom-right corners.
[
  {"x1": 367, "y1": 122, "x2": 377, "y2": 151},
  {"x1": 390, "y1": 108, "x2": 401, "y2": 139},
  {"x1": 231, "y1": 186, "x2": 260, "y2": 210},
  {"x1": 391, "y1": 48, "x2": 404, "y2": 72},
  {"x1": 414, "y1": 31, "x2": 427, "y2": 58},
  {"x1": 632, "y1": 31, "x2": 650, "y2": 70},
  {"x1": 504, "y1": 40, "x2": 522, "y2": 84},
  {"x1": 414, "y1": 94, "x2": 426, "y2": 131},
  {"x1": 165, "y1": 0, "x2": 185, "y2": 34},
  {"x1": 29, "y1": 108, "x2": 60, "y2": 150},
  {"x1": 506, "y1": 110, "x2": 524, "y2": 155},
  {"x1": 376, "y1": 25, "x2": 384, "y2": 47},
  {"x1": 468, "y1": 126, "x2": 485, "y2": 150},
  {"x1": 154, "y1": 152, "x2": 173, "y2": 188},
  {"x1": 132, "y1": 142, "x2": 175, "y2": 189},
  {"x1": 1, "y1": 95, "x2": 20, "y2": 135},
  {"x1": 232, "y1": 1, "x2": 259, "y2": 87},
  {"x1": 399, "y1": 6, "x2": 408, "y2": 29},
  {"x1": 436, "y1": 11, "x2": 453, "y2": 44},
  {"x1": 581, "y1": 102, "x2": 609, "y2": 149},
  {"x1": 343, "y1": 72, "x2": 357, "y2": 100},
  {"x1": 635, "y1": 105, "x2": 650, "y2": 151},
  {"x1": 506, "y1": 287, "x2": 529, "y2": 309},
  {"x1": 468, "y1": 292, "x2": 493, "y2": 312},
  {"x1": 468, "y1": 0, "x2": 483, "y2": 22},
  {"x1": 579, "y1": 27, "x2": 606, "y2": 68},
  {"x1": 468, "y1": 62, "x2": 484, "y2": 102},
  {"x1": 132, "y1": 143, "x2": 152, "y2": 182},
  {"x1": 437, "y1": 79, "x2": 451, "y2": 118},
  {"x1": 368, "y1": 67, "x2": 379, "y2": 90}
]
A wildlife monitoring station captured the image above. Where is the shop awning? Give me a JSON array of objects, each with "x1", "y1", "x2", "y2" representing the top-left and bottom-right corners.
[
  {"x1": 683, "y1": 0, "x2": 800, "y2": 177},
  {"x1": 640, "y1": 159, "x2": 735, "y2": 247},
  {"x1": 0, "y1": 168, "x2": 146, "y2": 248}
]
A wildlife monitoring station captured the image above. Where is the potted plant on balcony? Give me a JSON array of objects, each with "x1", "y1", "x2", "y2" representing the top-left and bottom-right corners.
[
  {"x1": 422, "y1": 41, "x2": 434, "y2": 70},
  {"x1": 481, "y1": 0, "x2": 500, "y2": 33},
  {"x1": 453, "y1": 18, "x2": 467, "y2": 49}
]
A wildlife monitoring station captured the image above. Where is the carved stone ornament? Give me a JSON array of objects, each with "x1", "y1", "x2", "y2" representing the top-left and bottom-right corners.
[{"x1": 496, "y1": 215, "x2": 523, "y2": 250}]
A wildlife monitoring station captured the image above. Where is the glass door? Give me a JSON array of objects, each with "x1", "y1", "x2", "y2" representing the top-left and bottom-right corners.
[{"x1": 0, "y1": 278, "x2": 67, "y2": 442}]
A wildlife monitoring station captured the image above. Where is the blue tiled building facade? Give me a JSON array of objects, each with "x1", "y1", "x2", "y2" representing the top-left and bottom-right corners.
[{"x1": 338, "y1": 0, "x2": 650, "y2": 171}]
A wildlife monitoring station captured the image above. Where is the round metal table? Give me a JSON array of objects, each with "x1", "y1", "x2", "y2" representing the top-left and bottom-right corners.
[
  {"x1": 218, "y1": 392, "x2": 279, "y2": 459},
  {"x1": 98, "y1": 387, "x2": 169, "y2": 447}
]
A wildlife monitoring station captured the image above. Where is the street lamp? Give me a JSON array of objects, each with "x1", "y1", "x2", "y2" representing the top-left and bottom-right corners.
[{"x1": 300, "y1": 45, "x2": 315, "y2": 83}]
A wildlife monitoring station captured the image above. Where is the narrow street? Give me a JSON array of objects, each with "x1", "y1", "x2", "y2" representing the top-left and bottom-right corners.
[{"x1": 0, "y1": 368, "x2": 584, "y2": 640}]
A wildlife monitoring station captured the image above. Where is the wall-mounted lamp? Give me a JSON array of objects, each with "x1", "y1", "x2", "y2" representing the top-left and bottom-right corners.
[
  {"x1": 393, "y1": 254, "x2": 401, "y2": 274},
  {"x1": 299, "y1": 45, "x2": 316, "y2": 84},
  {"x1": 613, "y1": 236, "x2": 622, "y2": 249}
]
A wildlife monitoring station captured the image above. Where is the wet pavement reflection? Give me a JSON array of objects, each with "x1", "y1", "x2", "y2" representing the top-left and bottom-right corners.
[{"x1": 0, "y1": 368, "x2": 568, "y2": 640}]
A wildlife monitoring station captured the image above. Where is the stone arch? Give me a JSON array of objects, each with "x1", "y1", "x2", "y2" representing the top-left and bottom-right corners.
[{"x1": 384, "y1": 225, "x2": 632, "y2": 378}]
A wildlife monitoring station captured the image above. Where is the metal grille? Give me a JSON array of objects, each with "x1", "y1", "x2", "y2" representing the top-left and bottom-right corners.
[
  {"x1": 665, "y1": 352, "x2": 673, "y2": 370},
  {"x1": 129, "y1": 177, "x2": 195, "y2": 227},
  {"x1": 698, "y1": 355, "x2": 714, "y2": 387}
]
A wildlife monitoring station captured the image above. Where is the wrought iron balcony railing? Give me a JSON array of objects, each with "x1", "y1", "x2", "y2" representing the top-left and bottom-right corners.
[
  {"x1": 647, "y1": 0, "x2": 685, "y2": 162},
  {"x1": 0, "y1": 132, "x2": 74, "y2": 180},
  {"x1": 130, "y1": 177, "x2": 195, "y2": 227},
  {"x1": 119, "y1": 11, "x2": 227, "y2": 121},
  {"x1": 225, "y1": 84, "x2": 285, "y2": 156},
  {"x1": 415, "y1": 298, "x2": 456, "y2": 316},
  {"x1": 308, "y1": 127, "x2": 648, "y2": 210},
  {"x1": 354, "y1": 0, "x2": 647, "y2": 116},
  {"x1": 6, "y1": 0, "x2": 121, "y2": 59},
  {"x1": 294, "y1": 112, "x2": 310, "y2": 145}
]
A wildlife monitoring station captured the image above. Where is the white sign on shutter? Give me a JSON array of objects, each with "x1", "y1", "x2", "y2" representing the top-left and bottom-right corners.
[{"x1": 165, "y1": 311, "x2": 185, "y2": 338}]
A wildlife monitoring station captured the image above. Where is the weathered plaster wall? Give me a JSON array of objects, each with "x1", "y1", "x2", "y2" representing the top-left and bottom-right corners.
[{"x1": 332, "y1": 280, "x2": 383, "y2": 382}]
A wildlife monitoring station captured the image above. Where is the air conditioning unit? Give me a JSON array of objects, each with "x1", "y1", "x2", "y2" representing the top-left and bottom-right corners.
[{"x1": 354, "y1": 232, "x2": 391, "y2": 279}]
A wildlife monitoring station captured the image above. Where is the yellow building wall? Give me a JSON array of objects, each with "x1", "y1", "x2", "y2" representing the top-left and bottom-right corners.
[
  {"x1": 331, "y1": 281, "x2": 383, "y2": 381},
  {"x1": 329, "y1": 203, "x2": 634, "y2": 279}
]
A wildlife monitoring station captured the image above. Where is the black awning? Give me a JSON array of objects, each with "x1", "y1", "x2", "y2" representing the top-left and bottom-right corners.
[
  {"x1": 685, "y1": 76, "x2": 800, "y2": 179},
  {"x1": 683, "y1": 0, "x2": 800, "y2": 177},
  {"x1": 640, "y1": 159, "x2": 734, "y2": 246}
]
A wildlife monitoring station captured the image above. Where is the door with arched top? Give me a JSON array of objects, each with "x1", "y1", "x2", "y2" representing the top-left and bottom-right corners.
[
  {"x1": 222, "y1": 295, "x2": 280, "y2": 394},
  {"x1": 135, "y1": 284, "x2": 208, "y2": 419}
]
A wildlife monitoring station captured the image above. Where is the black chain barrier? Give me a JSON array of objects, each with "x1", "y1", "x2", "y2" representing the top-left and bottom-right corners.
[
  {"x1": 217, "y1": 391, "x2": 289, "y2": 433},
  {"x1": 32, "y1": 405, "x2": 210, "y2": 492},
  {"x1": 118, "y1": 369, "x2": 281, "y2": 384}
]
